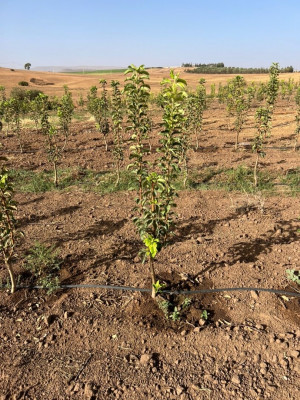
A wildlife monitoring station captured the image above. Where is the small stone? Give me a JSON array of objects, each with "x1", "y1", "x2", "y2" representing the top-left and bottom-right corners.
[
  {"x1": 176, "y1": 386, "x2": 184, "y2": 395},
  {"x1": 84, "y1": 382, "x2": 94, "y2": 399},
  {"x1": 231, "y1": 374, "x2": 241, "y2": 385},
  {"x1": 140, "y1": 354, "x2": 151, "y2": 366},
  {"x1": 73, "y1": 383, "x2": 80, "y2": 393},
  {"x1": 64, "y1": 311, "x2": 73, "y2": 319},
  {"x1": 290, "y1": 350, "x2": 299, "y2": 358},
  {"x1": 250, "y1": 291, "x2": 259, "y2": 300}
]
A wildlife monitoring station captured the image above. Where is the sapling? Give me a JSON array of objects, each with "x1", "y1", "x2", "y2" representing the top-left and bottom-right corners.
[
  {"x1": 29, "y1": 95, "x2": 43, "y2": 131},
  {"x1": 193, "y1": 79, "x2": 207, "y2": 149},
  {"x1": 253, "y1": 107, "x2": 271, "y2": 187},
  {"x1": 9, "y1": 97, "x2": 25, "y2": 153},
  {"x1": 225, "y1": 75, "x2": 248, "y2": 150},
  {"x1": 111, "y1": 80, "x2": 124, "y2": 185},
  {"x1": 0, "y1": 160, "x2": 23, "y2": 293},
  {"x1": 87, "y1": 83, "x2": 110, "y2": 151},
  {"x1": 141, "y1": 72, "x2": 187, "y2": 294},
  {"x1": 0, "y1": 87, "x2": 6, "y2": 132},
  {"x1": 99, "y1": 79, "x2": 110, "y2": 151},
  {"x1": 159, "y1": 70, "x2": 187, "y2": 228},
  {"x1": 294, "y1": 87, "x2": 300, "y2": 151},
  {"x1": 124, "y1": 64, "x2": 151, "y2": 206},
  {"x1": 57, "y1": 85, "x2": 74, "y2": 150},
  {"x1": 252, "y1": 63, "x2": 279, "y2": 186},
  {"x1": 266, "y1": 63, "x2": 280, "y2": 112},
  {"x1": 39, "y1": 94, "x2": 62, "y2": 186}
]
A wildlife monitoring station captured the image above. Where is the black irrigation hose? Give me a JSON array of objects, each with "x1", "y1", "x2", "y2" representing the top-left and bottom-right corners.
[{"x1": 10, "y1": 284, "x2": 300, "y2": 297}]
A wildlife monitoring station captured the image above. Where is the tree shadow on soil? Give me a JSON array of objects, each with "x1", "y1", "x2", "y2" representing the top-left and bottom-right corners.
[
  {"x1": 18, "y1": 205, "x2": 81, "y2": 228},
  {"x1": 52, "y1": 219, "x2": 128, "y2": 244},
  {"x1": 61, "y1": 238, "x2": 140, "y2": 284},
  {"x1": 19, "y1": 196, "x2": 45, "y2": 206},
  {"x1": 174, "y1": 210, "x2": 242, "y2": 243},
  {"x1": 227, "y1": 218, "x2": 299, "y2": 264}
]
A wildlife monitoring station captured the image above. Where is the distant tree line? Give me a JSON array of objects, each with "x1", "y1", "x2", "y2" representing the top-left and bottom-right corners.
[
  {"x1": 182, "y1": 63, "x2": 294, "y2": 74},
  {"x1": 182, "y1": 62, "x2": 224, "y2": 68}
]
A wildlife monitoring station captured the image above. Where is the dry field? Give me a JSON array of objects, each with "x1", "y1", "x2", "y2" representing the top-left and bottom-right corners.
[
  {"x1": 0, "y1": 67, "x2": 299, "y2": 400},
  {"x1": 1, "y1": 66, "x2": 300, "y2": 99}
]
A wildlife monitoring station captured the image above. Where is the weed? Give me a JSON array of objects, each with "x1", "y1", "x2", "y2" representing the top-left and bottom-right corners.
[
  {"x1": 286, "y1": 269, "x2": 300, "y2": 285},
  {"x1": 170, "y1": 307, "x2": 180, "y2": 321},
  {"x1": 24, "y1": 242, "x2": 61, "y2": 294},
  {"x1": 158, "y1": 300, "x2": 170, "y2": 319}
]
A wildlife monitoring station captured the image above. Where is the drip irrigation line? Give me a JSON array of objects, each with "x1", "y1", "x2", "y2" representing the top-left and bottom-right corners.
[{"x1": 9, "y1": 284, "x2": 300, "y2": 297}]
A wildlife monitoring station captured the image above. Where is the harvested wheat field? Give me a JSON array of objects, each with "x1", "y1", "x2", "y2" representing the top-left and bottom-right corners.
[{"x1": 0, "y1": 65, "x2": 299, "y2": 400}]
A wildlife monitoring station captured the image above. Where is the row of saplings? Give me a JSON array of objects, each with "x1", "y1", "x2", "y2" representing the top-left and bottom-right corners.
[
  {"x1": 0, "y1": 64, "x2": 298, "y2": 301},
  {"x1": 0, "y1": 63, "x2": 299, "y2": 191}
]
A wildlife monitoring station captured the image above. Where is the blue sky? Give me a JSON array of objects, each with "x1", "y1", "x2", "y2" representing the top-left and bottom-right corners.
[{"x1": 0, "y1": 0, "x2": 299, "y2": 69}]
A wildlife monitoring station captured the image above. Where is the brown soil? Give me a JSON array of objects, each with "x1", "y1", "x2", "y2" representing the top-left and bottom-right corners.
[{"x1": 0, "y1": 73, "x2": 299, "y2": 400}]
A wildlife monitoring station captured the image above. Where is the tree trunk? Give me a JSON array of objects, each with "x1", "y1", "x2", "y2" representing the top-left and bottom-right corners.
[
  {"x1": 104, "y1": 135, "x2": 108, "y2": 151},
  {"x1": 254, "y1": 154, "x2": 259, "y2": 187},
  {"x1": 149, "y1": 257, "x2": 156, "y2": 299},
  {"x1": 235, "y1": 130, "x2": 239, "y2": 151},
  {"x1": 5, "y1": 258, "x2": 16, "y2": 294},
  {"x1": 115, "y1": 162, "x2": 120, "y2": 186},
  {"x1": 53, "y1": 161, "x2": 58, "y2": 187}
]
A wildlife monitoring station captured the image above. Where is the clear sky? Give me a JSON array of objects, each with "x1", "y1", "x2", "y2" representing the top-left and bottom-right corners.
[{"x1": 0, "y1": 0, "x2": 299, "y2": 70}]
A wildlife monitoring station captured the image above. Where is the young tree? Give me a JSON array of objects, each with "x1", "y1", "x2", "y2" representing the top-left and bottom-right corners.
[
  {"x1": 87, "y1": 82, "x2": 110, "y2": 151},
  {"x1": 24, "y1": 63, "x2": 31, "y2": 70},
  {"x1": 124, "y1": 64, "x2": 151, "y2": 206},
  {"x1": 57, "y1": 85, "x2": 74, "y2": 150},
  {"x1": 294, "y1": 87, "x2": 300, "y2": 151},
  {"x1": 135, "y1": 70, "x2": 187, "y2": 298},
  {"x1": 0, "y1": 159, "x2": 23, "y2": 293},
  {"x1": 40, "y1": 94, "x2": 62, "y2": 186},
  {"x1": 111, "y1": 80, "x2": 124, "y2": 185},
  {"x1": 252, "y1": 63, "x2": 280, "y2": 186},
  {"x1": 225, "y1": 75, "x2": 249, "y2": 150},
  {"x1": 99, "y1": 79, "x2": 110, "y2": 151}
]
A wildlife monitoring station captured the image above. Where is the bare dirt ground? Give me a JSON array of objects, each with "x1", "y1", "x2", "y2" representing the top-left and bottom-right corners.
[{"x1": 0, "y1": 69, "x2": 299, "y2": 400}]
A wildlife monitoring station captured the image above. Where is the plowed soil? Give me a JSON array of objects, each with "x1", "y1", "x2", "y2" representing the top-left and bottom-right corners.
[{"x1": 0, "y1": 70, "x2": 299, "y2": 400}]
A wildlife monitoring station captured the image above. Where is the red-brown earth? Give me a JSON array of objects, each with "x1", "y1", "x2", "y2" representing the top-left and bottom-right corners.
[{"x1": 0, "y1": 78, "x2": 299, "y2": 400}]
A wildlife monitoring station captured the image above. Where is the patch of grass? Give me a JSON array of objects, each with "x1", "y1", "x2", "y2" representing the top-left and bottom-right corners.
[
  {"x1": 223, "y1": 166, "x2": 274, "y2": 193},
  {"x1": 184, "y1": 168, "x2": 224, "y2": 190},
  {"x1": 10, "y1": 168, "x2": 137, "y2": 194},
  {"x1": 10, "y1": 166, "x2": 295, "y2": 196},
  {"x1": 281, "y1": 168, "x2": 300, "y2": 195}
]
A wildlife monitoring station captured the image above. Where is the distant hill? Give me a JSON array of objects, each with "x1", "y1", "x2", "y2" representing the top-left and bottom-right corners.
[{"x1": 32, "y1": 66, "x2": 125, "y2": 73}]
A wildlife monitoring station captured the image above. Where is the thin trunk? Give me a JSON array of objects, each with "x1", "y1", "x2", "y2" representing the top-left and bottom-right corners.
[
  {"x1": 149, "y1": 257, "x2": 156, "y2": 298},
  {"x1": 294, "y1": 136, "x2": 298, "y2": 152},
  {"x1": 254, "y1": 153, "x2": 259, "y2": 187},
  {"x1": 53, "y1": 161, "x2": 58, "y2": 187},
  {"x1": 62, "y1": 134, "x2": 68, "y2": 152},
  {"x1": 183, "y1": 157, "x2": 188, "y2": 188},
  {"x1": 195, "y1": 129, "x2": 199, "y2": 150},
  {"x1": 104, "y1": 135, "x2": 108, "y2": 151},
  {"x1": 5, "y1": 257, "x2": 16, "y2": 294},
  {"x1": 17, "y1": 131, "x2": 23, "y2": 153},
  {"x1": 235, "y1": 130, "x2": 239, "y2": 151},
  {"x1": 115, "y1": 162, "x2": 120, "y2": 186}
]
